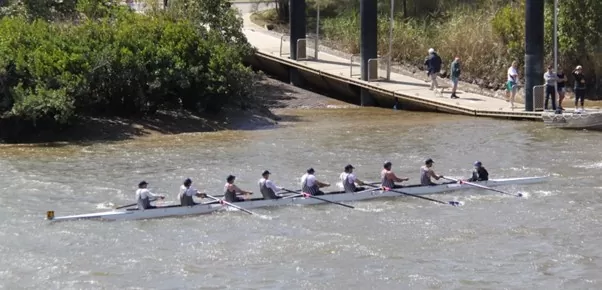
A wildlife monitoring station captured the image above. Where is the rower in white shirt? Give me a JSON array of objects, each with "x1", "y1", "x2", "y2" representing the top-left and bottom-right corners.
[
  {"x1": 135, "y1": 181, "x2": 165, "y2": 210},
  {"x1": 339, "y1": 164, "x2": 366, "y2": 193},
  {"x1": 178, "y1": 178, "x2": 206, "y2": 206},
  {"x1": 258, "y1": 170, "x2": 283, "y2": 199},
  {"x1": 301, "y1": 168, "x2": 330, "y2": 196}
]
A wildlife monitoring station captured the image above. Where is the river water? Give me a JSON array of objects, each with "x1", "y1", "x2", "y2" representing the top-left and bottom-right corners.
[{"x1": 0, "y1": 107, "x2": 601, "y2": 289}]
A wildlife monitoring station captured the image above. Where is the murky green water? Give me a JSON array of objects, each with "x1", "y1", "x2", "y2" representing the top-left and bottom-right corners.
[{"x1": 1, "y1": 108, "x2": 601, "y2": 289}]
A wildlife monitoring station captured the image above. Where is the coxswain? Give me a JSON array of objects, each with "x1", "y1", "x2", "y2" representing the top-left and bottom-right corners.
[
  {"x1": 301, "y1": 168, "x2": 330, "y2": 195},
  {"x1": 380, "y1": 161, "x2": 409, "y2": 189},
  {"x1": 258, "y1": 170, "x2": 283, "y2": 199},
  {"x1": 340, "y1": 164, "x2": 366, "y2": 193},
  {"x1": 135, "y1": 181, "x2": 165, "y2": 210},
  {"x1": 467, "y1": 161, "x2": 489, "y2": 182},
  {"x1": 179, "y1": 178, "x2": 207, "y2": 206},
  {"x1": 420, "y1": 158, "x2": 443, "y2": 186},
  {"x1": 224, "y1": 175, "x2": 253, "y2": 202}
]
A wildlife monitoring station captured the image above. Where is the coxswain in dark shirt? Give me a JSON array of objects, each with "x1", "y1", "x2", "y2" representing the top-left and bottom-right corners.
[{"x1": 467, "y1": 161, "x2": 489, "y2": 182}]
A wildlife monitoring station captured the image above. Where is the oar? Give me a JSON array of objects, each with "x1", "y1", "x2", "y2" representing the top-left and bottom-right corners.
[
  {"x1": 442, "y1": 177, "x2": 523, "y2": 197},
  {"x1": 205, "y1": 194, "x2": 262, "y2": 216},
  {"x1": 365, "y1": 184, "x2": 461, "y2": 206},
  {"x1": 281, "y1": 188, "x2": 355, "y2": 209},
  {"x1": 115, "y1": 197, "x2": 162, "y2": 210},
  {"x1": 115, "y1": 203, "x2": 137, "y2": 210}
]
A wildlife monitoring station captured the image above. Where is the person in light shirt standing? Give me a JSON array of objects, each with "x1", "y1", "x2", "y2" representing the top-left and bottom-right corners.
[
  {"x1": 339, "y1": 164, "x2": 366, "y2": 193},
  {"x1": 301, "y1": 168, "x2": 330, "y2": 196},
  {"x1": 506, "y1": 61, "x2": 519, "y2": 108},
  {"x1": 543, "y1": 65, "x2": 557, "y2": 111},
  {"x1": 178, "y1": 178, "x2": 206, "y2": 206},
  {"x1": 258, "y1": 170, "x2": 283, "y2": 199},
  {"x1": 136, "y1": 181, "x2": 165, "y2": 210}
]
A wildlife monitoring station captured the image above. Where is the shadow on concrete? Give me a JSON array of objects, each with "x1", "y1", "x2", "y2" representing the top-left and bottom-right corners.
[
  {"x1": 306, "y1": 58, "x2": 359, "y2": 67},
  {"x1": 376, "y1": 79, "x2": 432, "y2": 88},
  {"x1": 457, "y1": 98, "x2": 485, "y2": 102}
]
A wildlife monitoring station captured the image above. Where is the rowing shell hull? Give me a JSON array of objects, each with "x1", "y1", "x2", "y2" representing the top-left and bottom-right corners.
[{"x1": 47, "y1": 176, "x2": 548, "y2": 222}]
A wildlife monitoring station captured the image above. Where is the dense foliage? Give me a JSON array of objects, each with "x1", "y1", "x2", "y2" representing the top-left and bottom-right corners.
[
  {"x1": 260, "y1": 0, "x2": 602, "y2": 97},
  {"x1": 0, "y1": 0, "x2": 256, "y2": 138}
]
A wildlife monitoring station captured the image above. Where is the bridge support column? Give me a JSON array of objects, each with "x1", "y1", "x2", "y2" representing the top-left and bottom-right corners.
[
  {"x1": 360, "y1": 0, "x2": 377, "y2": 106},
  {"x1": 524, "y1": 0, "x2": 544, "y2": 112},
  {"x1": 289, "y1": 0, "x2": 306, "y2": 87}
]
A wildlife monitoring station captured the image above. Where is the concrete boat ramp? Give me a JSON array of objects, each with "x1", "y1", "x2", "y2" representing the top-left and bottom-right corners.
[{"x1": 241, "y1": 16, "x2": 542, "y2": 121}]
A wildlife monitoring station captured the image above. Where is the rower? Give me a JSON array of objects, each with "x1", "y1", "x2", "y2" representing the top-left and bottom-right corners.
[
  {"x1": 179, "y1": 178, "x2": 207, "y2": 206},
  {"x1": 381, "y1": 161, "x2": 409, "y2": 189},
  {"x1": 467, "y1": 161, "x2": 489, "y2": 182},
  {"x1": 301, "y1": 168, "x2": 330, "y2": 195},
  {"x1": 224, "y1": 175, "x2": 253, "y2": 202},
  {"x1": 340, "y1": 164, "x2": 366, "y2": 193},
  {"x1": 135, "y1": 181, "x2": 165, "y2": 210},
  {"x1": 258, "y1": 170, "x2": 283, "y2": 199},
  {"x1": 420, "y1": 158, "x2": 443, "y2": 186}
]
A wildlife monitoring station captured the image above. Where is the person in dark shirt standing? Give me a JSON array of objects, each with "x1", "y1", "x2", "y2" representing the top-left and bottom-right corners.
[
  {"x1": 557, "y1": 69, "x2": 567, "y2": 111},
  {"x1": 424, "y1": 48, "x2": 442, "y2": 90},
  {"x1": 572, "y1": 65, "x2": 586, "y2": 112}
]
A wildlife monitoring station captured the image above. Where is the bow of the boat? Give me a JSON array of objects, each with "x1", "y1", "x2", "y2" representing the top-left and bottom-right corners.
[{"x1": 488, "y1": 175, "x2": 550, "y2": 186}]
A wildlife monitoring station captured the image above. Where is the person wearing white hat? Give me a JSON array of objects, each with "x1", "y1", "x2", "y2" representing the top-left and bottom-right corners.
[
  {"x1": 424, "y1": 48, "x2": 442, "y2": 90},
  {"x1": 572, "y1": 65, "x2": 586, "y2": 112}
]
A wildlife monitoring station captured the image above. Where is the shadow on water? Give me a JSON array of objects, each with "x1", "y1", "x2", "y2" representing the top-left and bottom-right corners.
[{"x1": 0, "y1": 79, "x2": 318, "y2": 146}]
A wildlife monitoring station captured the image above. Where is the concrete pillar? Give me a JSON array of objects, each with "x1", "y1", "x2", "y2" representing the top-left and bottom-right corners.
[
  {"x1": 289, "y1": 0, "x2": 306, "y2": 86},
  {"x1": 360, "y1": 0, "x2": 377, "y2": 106},
  {"x1": 524, "y1": 0, "x2": 544, "y2": 112}
]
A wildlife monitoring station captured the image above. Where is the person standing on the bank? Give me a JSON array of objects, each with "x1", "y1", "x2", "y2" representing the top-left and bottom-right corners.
[
  {"x1": 572, "y1": 65, "x2": 586, "y2": 112},
  {"x1": 424, "y1": 48, "x2": 442, "y2": 90},
  {"x1": 450, "y1": 56, "x2": 461, "y2": 99},
  {"x1": 506, "y1": 61, "x2": 519, "y2": 108},
  {"x1": 543, "y1": 65, "x2": 557, "y2": 111},
  {"x1": 557, "y1": 69, "x2": 567, "y2": 111}
]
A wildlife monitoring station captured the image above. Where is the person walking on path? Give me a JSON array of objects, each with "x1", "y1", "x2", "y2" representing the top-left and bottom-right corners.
[
  {"x1": 450, "y1": 57, "x2": 461, "y2": 99},
  {"x1": 557, "y1": 69, "x2": 567, "y2": 111},
  {"x1": 543, "y1": 65, "x2": 557, "y2": 111},
  {"x1": 424, "y1": 48, "x2": 442, "y2": 90},
  {"x1": 572, "y1": 65, "x2": 586, "y2": 112},
  {"x1": 506, "y1": 61, "x2": 519, "y2": 108}
]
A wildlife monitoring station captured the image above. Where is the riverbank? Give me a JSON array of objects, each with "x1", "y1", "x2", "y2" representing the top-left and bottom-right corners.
[
  {"x1": 0, "y1": 76, "x2": 355, "y2": 144},
  {"x1": 250, "y1": 6, "x2": 602, "y2": 101}
]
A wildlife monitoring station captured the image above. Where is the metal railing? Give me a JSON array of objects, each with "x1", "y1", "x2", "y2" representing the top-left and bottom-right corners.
[
  {"x1": 296, "y1": 38, "x2": 316, "y2": 61},
  {"x1": 279, "y1": 35, "x2": 290, "y2": 57},
  {"x1": 532, "y1": 85, "x2": 545, "y2": 111},
  {"x1": 367, "y1": 57, "x2": 384, "y2": 82},
  {"x1": 349, "y1": 54, "x2": 361, "y2": 78}
]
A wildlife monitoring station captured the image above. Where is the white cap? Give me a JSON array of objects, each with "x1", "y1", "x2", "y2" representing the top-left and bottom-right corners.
[
  {"x1": 428, "y1": 48, "x2": 435, "y2": 54},
  {"x1": 576, "y1": 65, "x2": 583, "y2": 70}
]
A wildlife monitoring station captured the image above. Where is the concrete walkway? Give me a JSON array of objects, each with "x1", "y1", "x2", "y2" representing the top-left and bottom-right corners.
[{"x1": 239, "y1": 11, "x2": 542, "y2": 119}]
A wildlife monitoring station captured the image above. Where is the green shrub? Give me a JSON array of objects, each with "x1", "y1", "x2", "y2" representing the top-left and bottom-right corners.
[{"x1": 0, "y1": 0, "x2": 256, "y2": 136}]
